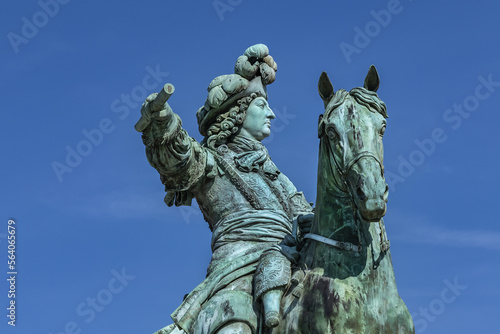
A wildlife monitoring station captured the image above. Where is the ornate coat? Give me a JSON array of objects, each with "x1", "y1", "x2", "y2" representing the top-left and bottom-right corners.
[{"x1": 142, "y1": 114, "x2": 312, "y2": 334}]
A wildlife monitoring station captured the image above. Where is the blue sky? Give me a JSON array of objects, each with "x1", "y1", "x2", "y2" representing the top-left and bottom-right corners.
[{"x1": 1, "y1": 0, "x2": 499, "y2": 333}]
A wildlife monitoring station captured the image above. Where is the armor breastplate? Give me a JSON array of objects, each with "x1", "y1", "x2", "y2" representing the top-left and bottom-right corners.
[{"x1": 194, "y1": 144, "x2": 293, "y2": 231}]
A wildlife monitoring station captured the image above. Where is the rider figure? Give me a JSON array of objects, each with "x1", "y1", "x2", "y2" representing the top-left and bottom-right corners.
[{"x1": 137, "y1": 44, "x2": 313, "y2": 334}]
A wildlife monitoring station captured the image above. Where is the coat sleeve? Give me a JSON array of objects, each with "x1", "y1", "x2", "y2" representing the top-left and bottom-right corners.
[{"x1": 141, "y1": 113, "x2": 207, "y2": 193}]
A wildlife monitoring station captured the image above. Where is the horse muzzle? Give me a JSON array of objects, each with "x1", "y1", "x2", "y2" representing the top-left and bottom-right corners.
[{"x1": 347, "y1": 158, "x2": 388, "y2": 222}]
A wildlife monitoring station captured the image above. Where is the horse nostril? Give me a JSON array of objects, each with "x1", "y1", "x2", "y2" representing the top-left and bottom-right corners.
[{"x1": 356, "y1": 187, "x2": 366, "y2": 201}]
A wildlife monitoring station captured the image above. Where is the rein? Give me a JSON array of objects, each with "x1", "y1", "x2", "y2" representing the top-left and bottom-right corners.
[
  {"x1": 303, "y1": 233, "x2": 360, "y2": 252},
  {"x1": 325, "y1": 135, "x2": 384, "y2": 189},
  {"x1": 306, "y1": 131, "x2": 389, "y2": 254}
]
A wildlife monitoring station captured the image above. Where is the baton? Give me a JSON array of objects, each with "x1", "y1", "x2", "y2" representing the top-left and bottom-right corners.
[{"x1": 135, "y1": 83, "x2": 175, "y2": 132}]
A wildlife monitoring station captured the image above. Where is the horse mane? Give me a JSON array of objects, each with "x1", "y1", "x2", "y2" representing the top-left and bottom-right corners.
[{"x1": 325, "y1": 87, "x2": 388, "y2": 119}]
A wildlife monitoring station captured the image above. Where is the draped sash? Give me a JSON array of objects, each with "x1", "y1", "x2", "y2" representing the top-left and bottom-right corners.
[{"x1": 171, "y1": 209, "x2": 291, "y2": 333}]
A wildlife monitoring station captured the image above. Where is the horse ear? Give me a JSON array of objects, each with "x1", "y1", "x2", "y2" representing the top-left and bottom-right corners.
[
  {"x1": 364, "y1": 65, "x2": 380, "y2": 92},
  {"x1": 318, "y1": 72, "x2": 334, "y2": 106}
]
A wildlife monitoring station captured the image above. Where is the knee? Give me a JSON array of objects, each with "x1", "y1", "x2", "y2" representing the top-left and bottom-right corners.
[{"x1": 215, "y1": 322, "x2": 252, "y2": 334}]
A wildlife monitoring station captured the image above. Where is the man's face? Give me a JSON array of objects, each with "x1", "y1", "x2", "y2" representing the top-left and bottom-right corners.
[{"x1": 240, "y1": 97, "x2": 275, "y2": 141}]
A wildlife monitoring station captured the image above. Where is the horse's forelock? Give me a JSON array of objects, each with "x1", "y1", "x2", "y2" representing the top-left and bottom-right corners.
[
  {"x1": 350, "y1": 87, "x2": 388, "y2": 118},
  {"x1": 324, "y1": 87, "x2": 387, "y2": 119}
]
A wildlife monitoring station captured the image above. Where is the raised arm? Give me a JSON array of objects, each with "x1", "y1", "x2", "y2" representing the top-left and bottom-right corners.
[{"x1": 135, "y1": 84, "x2": 206, "y2": 194}]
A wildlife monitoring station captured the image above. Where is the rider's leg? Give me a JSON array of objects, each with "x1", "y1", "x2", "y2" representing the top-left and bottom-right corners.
[{"x1": 215, "y1": 322, "x2": 252, "y2": 334}]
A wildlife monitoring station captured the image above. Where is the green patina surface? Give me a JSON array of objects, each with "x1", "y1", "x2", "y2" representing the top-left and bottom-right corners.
[
  {"x1": 274, "y1": 67, "x2": 414, "y2": 334},
  {"x1": 137, "y1": 45, "x2": 414, "y2": 333}
]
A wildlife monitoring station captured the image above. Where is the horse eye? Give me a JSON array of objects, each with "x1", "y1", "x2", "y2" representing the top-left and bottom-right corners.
[
  {"x1": 327, "y1": 128, "x2": 337, "y2": 140},
  {"x1": 380, "y1": 125, "x2": 386, "y2": 136}
]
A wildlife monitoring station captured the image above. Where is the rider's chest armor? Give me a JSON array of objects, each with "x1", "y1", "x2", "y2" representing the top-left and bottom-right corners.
[{"x1": 194, "y1": 144, "x2": 292, "y2": 230}]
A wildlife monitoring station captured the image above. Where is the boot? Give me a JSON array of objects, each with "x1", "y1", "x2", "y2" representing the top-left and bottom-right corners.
[{"x1": 261, "y1": 289, "x2": 283, "y2": 328}]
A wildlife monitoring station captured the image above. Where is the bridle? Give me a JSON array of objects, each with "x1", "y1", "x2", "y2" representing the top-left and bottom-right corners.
[
  {"x1": 343, "y1": 151, "x2": 384, "y2": 179},
  {"x1": 323, "y1": 129, "x2": 384, "y2": 195},
  {"x1": 304, "y1": 114, "x2": 389, "y2": 254}
]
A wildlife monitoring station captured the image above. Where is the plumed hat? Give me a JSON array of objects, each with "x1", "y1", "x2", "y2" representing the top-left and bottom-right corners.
[{"x1": 197, "y1": 44, "x2": 278, "y2": 137}]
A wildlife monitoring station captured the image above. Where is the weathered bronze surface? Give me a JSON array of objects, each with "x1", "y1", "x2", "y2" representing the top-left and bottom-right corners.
[
  {"x1": 135, "y1": 45, "x2": 413, "y2": 334},
  {"x1": 273, "y1": 67, "x2": 414, "y2": 333}
]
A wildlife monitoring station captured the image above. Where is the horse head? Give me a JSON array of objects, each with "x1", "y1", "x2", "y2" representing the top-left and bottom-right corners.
[
  {"x1": 278, "y1": 67, "x2": 414, "y2": 334},
  {"x1": 317, "y1": 65, "x2": 389, "y2": 222}
]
